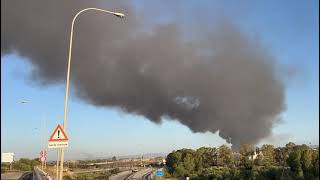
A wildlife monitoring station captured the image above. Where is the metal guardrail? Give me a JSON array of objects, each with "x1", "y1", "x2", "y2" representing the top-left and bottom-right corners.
[
  {"x1": 142, "y1": 170, "x2": 155, "y2": 180},
  {"x1": 33, "y1": 167, "x2": 53, "y2": 180},
  {"x1": 33, "y1": 167, "x2": 43, "y2": 180}
]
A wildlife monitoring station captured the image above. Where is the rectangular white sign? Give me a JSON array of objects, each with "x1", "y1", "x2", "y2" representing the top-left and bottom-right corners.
[
  {"x1": 48, "y1": 141, "x2": 68, "y2": 149},
  {"x1": 2, "y1": 153, "x2": 14, "y2": 163}
]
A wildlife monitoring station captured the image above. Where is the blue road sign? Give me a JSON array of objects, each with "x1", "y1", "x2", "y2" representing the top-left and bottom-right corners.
[{"x1": 156, "y1": 169, "x2": 164, "y2": 177}]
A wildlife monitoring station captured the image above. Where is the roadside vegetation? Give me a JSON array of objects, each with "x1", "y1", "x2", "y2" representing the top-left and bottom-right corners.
[
  {"x1": 1, "y1": 158, "x2": 40, "y2": 173},
  {"x1": 64, "y1": 171, "x2": 111, "y2": 180},
  {"x1": 165, "y1": 143, "x2": 319, "y2": 179},
  {"x1": 63, "y1": 167, "x2": 120, "y2": 180}
]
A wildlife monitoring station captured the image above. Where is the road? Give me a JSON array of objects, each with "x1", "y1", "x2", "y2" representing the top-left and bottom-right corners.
[
  {"x1": 126, "y1": 168, "x2": 154, "y2": 180},
  {"x1": 18, "y1": 172, "x2": 33, "y2": 180},
  {"x1": 72, "y1": 168, "x2": 114, "y2": 174},
  {"x1": 109, "y1": 170, "x2": 133, "y2": 180},
  {"x1": 141, "y1": 169, "x2": 154, "y2": 180},
  {"x1": 1, "y1": 171, "x2": 31, "y2": 180}
]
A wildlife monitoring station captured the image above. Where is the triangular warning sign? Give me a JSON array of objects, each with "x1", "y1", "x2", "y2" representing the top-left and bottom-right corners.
[{"x1": 48, "y1": 124, "x2": 69, "y2": 142}]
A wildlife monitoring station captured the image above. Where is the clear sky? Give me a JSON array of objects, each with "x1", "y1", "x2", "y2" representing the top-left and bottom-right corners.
[{"x1": 1, "y1": 0, "x2": 319, "y2": 160}]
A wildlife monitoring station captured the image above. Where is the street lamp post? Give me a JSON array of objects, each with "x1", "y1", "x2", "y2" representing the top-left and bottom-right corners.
[{"x1": 59, "y1": 7, "x2": 125, "y2": 180}]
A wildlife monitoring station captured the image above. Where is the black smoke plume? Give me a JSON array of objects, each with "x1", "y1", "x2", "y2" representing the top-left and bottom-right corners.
[{"x1": 1, "y1": 0, "x2": 286, "y2": 149}]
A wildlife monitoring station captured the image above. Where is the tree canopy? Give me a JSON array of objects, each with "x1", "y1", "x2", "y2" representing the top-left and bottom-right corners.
[{"x1": 165, "y1": 143, "x2": 319, "y2": 179}]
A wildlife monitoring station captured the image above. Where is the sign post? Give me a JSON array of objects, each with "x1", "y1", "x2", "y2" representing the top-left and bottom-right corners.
[
  {"x1": 40, "y1": 150, "x2": 47, "y2": 170},
  {"x1": 48, "y1": 124, "x2": 69, "y2": 180},
  {"x1": 44, "y1": 150, "x2": 47, "y2": 169}
]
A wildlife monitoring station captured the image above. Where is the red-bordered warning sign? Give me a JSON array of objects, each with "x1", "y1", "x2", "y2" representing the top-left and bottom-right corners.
[
  {"x1": 48, "y1": 124, "x2": 69, "y2": 142},
  {"x1": 48, "y1": 124, "x2": 69, "y2": 149}
]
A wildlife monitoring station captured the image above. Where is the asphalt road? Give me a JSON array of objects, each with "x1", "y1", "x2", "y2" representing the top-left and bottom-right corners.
[
  {"x1": 109, "y1": 170, "x2": 133, "y2": 180},
  {"x1": 126, "y1": 168, "x2": 154, "y2": 180},
  {"x1": 73, "y1": 168, "x2": 114, "y2": 174},
  {"x1": 18, "y1": 172, "x2": 33, "y2": 180},
  {"x1": 142, "y1": 169, "x2": 154, "y2": 180},
  {"x1": 1, "y1": 171, "x2": 31, "y2": 180}
]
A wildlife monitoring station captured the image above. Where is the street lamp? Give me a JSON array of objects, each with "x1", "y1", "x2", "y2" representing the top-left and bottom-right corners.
[{"x1": 58, "y1": 7, "x2": 125, "y2": 180}]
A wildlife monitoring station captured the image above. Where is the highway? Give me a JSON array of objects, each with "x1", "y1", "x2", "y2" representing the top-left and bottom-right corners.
[
  {"x1": 73, "y1": 168, "x2": 114, "y2": 174},
  {"x1": 1, "y1": 172, "x2": 27, "y2": 180},
  {"x1": 141, "y1": 169, "x2": 154, "y2": 180},
  {"x1": 125, "y1": 168, "x2": 154, "y2": 180},
  {"x1": 109, "y1": 170, "x2": 133, "y2": 180},
  {"x1": 1, "y1": 167, "x2": 49, "y2": 180},
  {"x1": 18, "y1": 172, "x2": 33, "y2": 180}
]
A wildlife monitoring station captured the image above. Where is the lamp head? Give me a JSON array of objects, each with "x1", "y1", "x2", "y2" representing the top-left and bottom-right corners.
[{"x1": 113, "y1": 12, "x2": 125, "y2": 18}]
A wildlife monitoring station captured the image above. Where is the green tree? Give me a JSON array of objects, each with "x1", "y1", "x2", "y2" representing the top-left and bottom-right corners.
[
  {"x1": 257, "y1": 167, "x2": 283, "y2": 180},
  {"x1": 31, "y1": 158, "x2": 40, "y2": 168},
  {"x1": 195, "y1": 147, "x2": 215, "y2": 170},
  {"x1": 239, "y1": 143, "x2": 255, "y2": 167},
  {"x1": 274, "y1": 147, "x2": 288, "y2": 166},
  {"x1": 183, "y1": 153, "x2": 195, "y2": 173},
  {"x1": 173, "y1": 162, "x2": 187, "y2": 177},
  {"x1": 166, "y1": 151, "x2": 182, "y2": 173},
  {"x1": 166, "y1": 149, "x2": 196, "y2": 177},
  {"x1": 260, "y1": 144, "x2": 275, "y2": 167},
  {"x1": 286, "y1": 142, "x2": 296, "y2": 154},
  {"x1": 13, "y1": 162, "x2": 31, "y2": 171},
  {"x1": 312, "y1": 149, "x2": 319, "y2": 178},
  {"x1": 298, "y1": 145, "x2": 315, "y2": 179},
  {"x1": 1, "y1": 163, "x2": 9, "y2": 174},
  {"x1": 240, "y1": 143, "x2": 255, "y2": 157},
  {"x1": 287, "y1": 150, "x2": 304, "y2": 178},
  {"x1": 217, "y1": 145, "x2": 233, "y2": 167},
  {"x1": 11, "y1": 158, "x2": 40, "y2": 171}
]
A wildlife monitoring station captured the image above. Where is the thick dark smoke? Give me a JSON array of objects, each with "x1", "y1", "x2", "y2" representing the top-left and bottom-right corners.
[{"x1": 1, "y1": 0, "x2": 286, "y2": 149}]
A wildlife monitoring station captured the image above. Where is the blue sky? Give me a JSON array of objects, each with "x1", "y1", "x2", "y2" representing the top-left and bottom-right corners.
[{"x1": 1, "y1": 0, "x2": 319, "y2": 160}]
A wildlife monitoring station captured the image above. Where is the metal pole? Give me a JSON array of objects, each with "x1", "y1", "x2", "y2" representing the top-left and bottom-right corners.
[
  {"x1": 58, "y1": 7, "x2": 76, "y2": 180},
  {"x1": 44, "y1": 113, "x2": 47, "y2": 170},
  {"x1": 56, "y1": 149, "x2": 60, "y2": 179},
  {"x1": 41, "y1": 113, "x2": 45, "y2": 171},
  {"x1": 59, "y1": 8, "x2": 125, "y2": 180}
]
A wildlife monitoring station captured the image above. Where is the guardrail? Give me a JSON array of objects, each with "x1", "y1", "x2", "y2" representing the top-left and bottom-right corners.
[
  {"x1": 33, "y1": 167, "x2": 54, "y2": 180},
  {"x1": 33, "y1": 167, "x2": 43, "y2": 180},
  {"x1": 142, "y1": 170, "x2": 154, "y2": 180}
]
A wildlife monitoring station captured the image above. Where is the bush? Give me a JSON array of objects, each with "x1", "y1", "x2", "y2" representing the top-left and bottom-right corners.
[
  {"x1": 110, "y1": 168, "x2": 120, "y2": 174},
  {"x1": 258, "y1": 167, "x2": 282, "y2": 179},
  {"x1": 13, "y1": 162, "x2": 31, "y2": 171},
  {"x1": 12, "y1": 158, "x2": 40, "y2": 171},
  {"x1": 1, "y1": 163, "x2": 9, "y2": 174},
  {"x1": 1, "y1": 167, "x2": 8, "y2": 174},
  {"x1": 63, "y1": 175, "x2": 74, "y2": 180}
]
